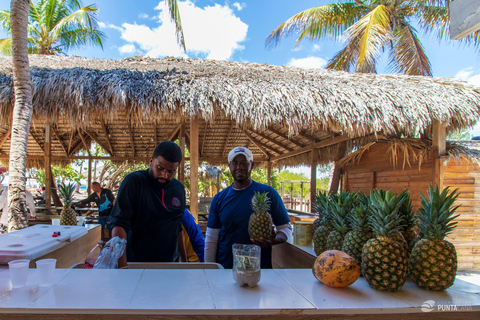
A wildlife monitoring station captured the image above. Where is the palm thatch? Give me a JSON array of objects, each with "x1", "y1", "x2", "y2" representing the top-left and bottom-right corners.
[
  {"x1": 337, "y1": 138, "x2": 480, "y2": 170},
  {"x1": 0, "y1": 55, "x2": 479, "y2": 168}
]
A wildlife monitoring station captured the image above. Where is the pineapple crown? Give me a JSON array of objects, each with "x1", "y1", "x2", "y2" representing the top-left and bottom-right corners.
[
  {"x1": 251, "y1": 191, "x2": 271, "y2": 214},
  {"x1": 369, "y1": 189, "x2": 407, "y2": 237},
  {"x1": 397, "y1": 190, "x2": 416, "y2": 230},
  {"x1": 312, "y1": 190, "x2": 329, "y2": 218},
  {"x1": 57, "y1": 182, "x2": 76, "y2": 206},
  {"x1": 349, "y1": 198, "x2": 372, "y2": 232},
  {"x1": 418, "y1": 184, "x2": 460, "y2": 240},
  {"x1": 329, "y1": 190, "x2": 357, "y2": 233}
]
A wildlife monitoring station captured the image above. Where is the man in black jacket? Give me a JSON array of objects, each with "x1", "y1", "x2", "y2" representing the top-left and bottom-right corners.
[{"x1": 110, "y1": 141, "x2": 187, "y2": 268}]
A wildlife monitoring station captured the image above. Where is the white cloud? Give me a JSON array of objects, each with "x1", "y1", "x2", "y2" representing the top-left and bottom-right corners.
[
  {"x1": 138, "y1": 13, "x2": 149, "y2": 19},
  {"x1": 312, "y1": 44, "x2": 321, "y2": 52},
  {"x1": 114, "y1": 0, "x2": 248, "y2": 60},
  {"x1": 98, "y1": 22, "x2": 123, "y2": 32},
  {"x1": 288, "y1": 56, "x2": 327, "y2": 69},
  {"x1": 455, "y1": 67, "x2": 480, "y2": 87},
  {"x1": 119, "y1": 44, "x2": 137, "y2": 54},
  {"x1": 233, "y1": 2, "x2": 246, "y2": 11},
  {"x1": 455, "y1": 67, "x2": 474, "y2": 81}
]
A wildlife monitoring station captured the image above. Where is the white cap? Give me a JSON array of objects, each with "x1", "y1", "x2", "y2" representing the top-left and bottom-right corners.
[{"x1": 228, "y1": 147, "x2": 253, "y2": 163}]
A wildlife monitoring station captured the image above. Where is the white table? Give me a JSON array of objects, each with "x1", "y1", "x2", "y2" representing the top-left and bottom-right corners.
[{"x1": 0, "y1": 268, "x2": 478, "y2": 319}]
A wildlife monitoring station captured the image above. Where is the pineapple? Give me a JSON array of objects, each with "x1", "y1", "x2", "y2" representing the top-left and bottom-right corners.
[
  {"x1": 342, "y1": 193, "x2": 373, "y2": 264},
  {"x1": 408, "y1": 185, "x2": 460, "y2": 291},
  {"x1": 362, "y1": 189, "x2": 408, "y2": 292},
  {"x1": 312, "y1": 191, "x2": 329, "y2": 232},
  {"x1": 326, "y1": 191, "x2": 355, "y2": 251},
  {"x1": 312, "y1": 202, "x2": 333, "y2": 256},
  {"x1": 398, "y1": 191, "x2": 419, "y2": 253},
  {"x1": 248, "y1": 191, "x2": 273, "y2": 241},
  {"x1": 58, "y1": 182, "x2": 77, "y2": 226}
]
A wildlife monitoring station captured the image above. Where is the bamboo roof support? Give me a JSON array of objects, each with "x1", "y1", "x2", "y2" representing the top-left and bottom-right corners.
[
  {"x1": 252, "y1": 130, "x2": 292, "y2": 152},
  {"x1": 127, "y1": 121, "x2": 136, "y2": 157},
  {"x1": 246, "y1": 131, "x2": 281, "y2": 154},
  {"x1": 83, "y1": 128, "x2": 114, "y2": 157},
  {"x1": 222, "y1": 122, "x2": 235, "y2": 157},
  {"x1": 29, "y1": 129, "x2": 44, "y2": 152},
  {"x1": 78, "y1": 130, "x2": 91, "y2": 156},
  {"x1": 51, "y1": 125, "x2": 68, "y2": 156},
  {"x1": 310, "y1": 148, "x2": 317, "y2": 212},
  {"x1": 190, "y1": 116, "x2": 199, "y2": 220},
  {"x1": 44, "y1": 124, "x2": 51, "y2": 211},
  {"x1": 243, "y1": 130, "x2": 270, "y2": 159},
  {"x1": 67, "y1": 129, "x2": 74, "y2": 155},
  {"x1": 100, "y1": 119, "x2": 114, "y2": 156},
  {"x1": 168, "y1": 124, "x2": 181, "y2": 141},
  {"x1": 0, "y1": 126, "x2": 11, "y2": 150},
  {"x1": 298, "y1": 130, "x2": 317, "y2": 142},
  {"x1": 267, "y1": 127, "x2": 304, "y2": 148},
  {"x1": 201, "y1": 123, "x2": 207, "y2": 157}
]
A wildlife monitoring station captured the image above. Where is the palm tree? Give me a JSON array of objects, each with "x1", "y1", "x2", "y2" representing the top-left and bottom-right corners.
[
  {"x1": 266, "y1": 0, "x2": 479, "y2": 76},
  {"x1": 7, "y1": 0, "x2": 32, "y2": 232},
  {"x1": 0, "y1": 0, "x2": 105, "y2": 55}
]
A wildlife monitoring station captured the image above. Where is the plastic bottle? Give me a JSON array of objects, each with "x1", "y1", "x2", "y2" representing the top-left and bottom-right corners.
[{"x1": 84, "y1": 241, "x2": 105, "y2": 269}]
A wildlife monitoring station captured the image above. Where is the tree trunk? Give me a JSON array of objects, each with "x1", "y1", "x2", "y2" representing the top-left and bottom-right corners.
[{"x1": 7, "y1": 0, "x2": 33, "y2": 232}]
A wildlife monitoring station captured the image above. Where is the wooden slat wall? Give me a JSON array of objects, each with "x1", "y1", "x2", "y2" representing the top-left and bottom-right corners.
[
  {"x1": 443, "y1": 158, "x2": 480, "y2": 270},
  {"x1": 342, "y1": 143, "x2": 480, "y2": 270}
]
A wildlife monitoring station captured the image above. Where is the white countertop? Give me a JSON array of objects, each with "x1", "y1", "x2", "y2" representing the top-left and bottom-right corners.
[{"x1": 0, "y1": 267, "x2": 478, "y2": 316}]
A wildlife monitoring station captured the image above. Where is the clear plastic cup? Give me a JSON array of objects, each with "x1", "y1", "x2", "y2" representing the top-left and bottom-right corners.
[
  {"x1": 51, "y1": 219, "x2": 60, "y2": 225},
  {"x1": 8, "y1": 259, "x2": 30, "y2": 288},
  {"x1": 35, "y1": 258, "x2": 56, "y2": 286}
]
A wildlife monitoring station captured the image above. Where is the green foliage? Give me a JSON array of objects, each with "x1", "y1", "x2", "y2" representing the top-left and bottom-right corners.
[
  {"x1": 0, "y1": 0, "x2": 105, "y2": 56},
  {"x1": 34, "y1": 164, "x2": 84, "y2": 187},
  {"x1": 447, "y1": 129, "x2": 471, "y2": 140}
]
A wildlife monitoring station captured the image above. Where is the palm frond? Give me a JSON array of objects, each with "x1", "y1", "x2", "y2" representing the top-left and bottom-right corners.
[
  {"x1": 266, "y1": 2, "x2": 365, "y2": 48},
  {"x1": 165, "y1": 0, "x2": 186, "y2": 51},
  {"x1": 345, "y1": 4, "x2": 392, "y2": 73},
  {"x1": 0, "y1": 38, "x2": 12, "y2": 56},
  {"x1": 0, "y1": 10, "x2": 11, "y2": 32},
  {"x1": 389, "y1": 21, "x2": 431, "y2": 76}
]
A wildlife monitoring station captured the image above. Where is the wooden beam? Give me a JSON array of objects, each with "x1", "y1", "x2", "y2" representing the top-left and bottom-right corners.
[
  {"x1": 298, "y1": 130, "x2": 317, "y2": 142},
  {"x1": 0, "y1": 126, "x2": 11, "y2": 150},
  {"x1": 222, "y1": 122, "x2": 235, "y2": 157},
  {"x1": 168, "y1": 124, "x2": 182, "y2": 141},
  {"x1": 267, "y1": 126, "x2": 304, "y2": 148},
  {"x1": 271, "y1": 134, "x2": 353, "y2": 162},
  {"x1": 201, "y1": 122, "x2": 208, "y2": 157},
  {"x1": 100, "y1": 119, "x2": 114, "y2": 156},
  {"x1": 67, "y1": 129, "x2": 75, "y2": 155},
  {"x1": 329, "y1": 142, "x2": 347, "y2": 194},
  {"x1": 245, "y1": 131, "x2": 280, "y2": 154},
  {"x1": 179, "y1": 121, "x2": 185, "y2": 184},
  {"x1": 242, "y1": 130, "x2": 270, "y2": 158},
  {"x1": 251, "y1": 130, "x2": 292, "y2": 152},
  {"x1": 83, "y1": 128, "x2": 114, "y2": 156},
  {"x1": 45, "y1": 125, "x2": 52, "y2": 212},
  {"x1": 127, "y1": 122, "x2": 136, "y2": 157},
  {"x1": 190, "y1": 116, "x2": 199, "y2": 221},
  {"x1": 51, "y1": 126, "x2": 68, "y2": 156},
  {"x1": 310, "y1": 148, "x2": 317, "y2": 212},
  {"x1": 29, "y1": 129, "x2": 44, "y2": 152},
  {"x1": 78, "y1": 130, "x2": 91, "y2": 156},
  {"x1": 267, "y1": 161, "x2": 272, "y2": 186}
]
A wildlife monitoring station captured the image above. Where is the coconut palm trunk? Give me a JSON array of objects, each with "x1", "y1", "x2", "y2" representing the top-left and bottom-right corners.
[{"x1": 7, "y1": 0, "x2": 33, "y2": 232}]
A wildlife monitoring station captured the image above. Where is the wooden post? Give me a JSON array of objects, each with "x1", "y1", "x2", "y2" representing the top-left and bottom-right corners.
[
  {"x1": 370, "y1": 171, "x2": 376, "y2": 192},
  {"x1": 310, "y1": 149, "x2": 317, "y2": 212},
  {"x1": 190, "y1": 116, "x2": 199, "y2": 221},
  {"x1": 87, "y1": 156, "x2": 92, "y2": 195},
  {"x1": 44, "y1": 124, "x2": 51, "y2": 211},
  {"x1": 432, "y1": 120, "x2": 447, "y2": 189},
  {"x1": 267, "y1": 161, "x2": 272, "y2": 186},
  {"x1": 179, "y1": 121, "x2": 185, "y2": 184},
  {"x1": 290, "y1": 182, "x2": 294, "y2": 210},
  {"x1": 216, "y1": 171, "x2": 221, "y2": 194},
  {"x1": 328, "y1": 142, "x2": 347, "y2": 194},
  {"x1": 300, "y1": 182, "x2": 304, "y2": 212}
]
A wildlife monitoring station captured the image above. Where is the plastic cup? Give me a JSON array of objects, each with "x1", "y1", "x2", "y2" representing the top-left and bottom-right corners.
[
  {"x1": 51, "y1": 219, "x2": 60, "y2": 225},
  {"x1": 35, "y1": 258, "x2": 56, "y2": 287},
  {"x1": 8, "y1": 259, "x2": 30, "y2": 288}
]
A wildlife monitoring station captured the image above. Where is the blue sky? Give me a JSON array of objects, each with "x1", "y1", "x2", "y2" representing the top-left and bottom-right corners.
[{"x1": 0, "y1": 1, "x2": 479, "y2": 145}]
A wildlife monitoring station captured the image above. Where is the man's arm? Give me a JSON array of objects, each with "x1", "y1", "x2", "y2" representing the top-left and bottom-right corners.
[
  {"x1": 112, "y1": 226, "x2": 128, "y2": 268},
  {"x1": 26, "y1": 191, "x2": 36, "y2": 218},
  {"x1": 204, "y1": 227, "x2": 220, "y2": 262},
  {"x1": 73, "y1": 192, "x2": 95, "y2": 206},
  {"x1": 177, "y1": 230, "x2": 187, "y2": 262}
]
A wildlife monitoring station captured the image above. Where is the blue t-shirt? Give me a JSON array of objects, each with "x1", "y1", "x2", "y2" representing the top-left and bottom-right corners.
[{"x1": 207, "y1": 181, "x2": 290, "y2": 269}]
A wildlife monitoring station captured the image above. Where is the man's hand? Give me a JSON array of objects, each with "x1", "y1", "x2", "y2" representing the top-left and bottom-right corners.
[{"x1": 250, "y1": 226, "x2": 286, "y2": 248}]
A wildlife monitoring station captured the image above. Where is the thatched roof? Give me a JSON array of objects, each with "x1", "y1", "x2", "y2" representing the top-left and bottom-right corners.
[
  {"x1": 0, "y1": 55, "x2": 479, "y2": 168},
  {"x1": 337, "y1": 138, "x2": 480, "y2": 169}
]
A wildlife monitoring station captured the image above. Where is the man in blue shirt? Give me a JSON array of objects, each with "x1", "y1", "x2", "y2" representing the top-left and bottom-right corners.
[{"x1": 205, "y1": 146, "x2": 292, "y2": 268}]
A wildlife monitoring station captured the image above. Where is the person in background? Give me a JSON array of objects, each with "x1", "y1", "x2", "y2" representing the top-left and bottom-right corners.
[
  {"x1": 37, "y1": 186, "x2": 46, "y2": 205},
  {"x1": 0, "y1": 185, "x2": 36, "y2": 233},
  {"x1": 205, "y1": 146, "x2": 292, "y2": 269},
  {"x1": 182, "y1": 209, "x2": 205, "y2": 262},
  {"x1": 110, "y1": 141, "x2": 187, "y2": 268},
  {"x1": 73, "y1": 182, "x2": 115, "y2": 240}
]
